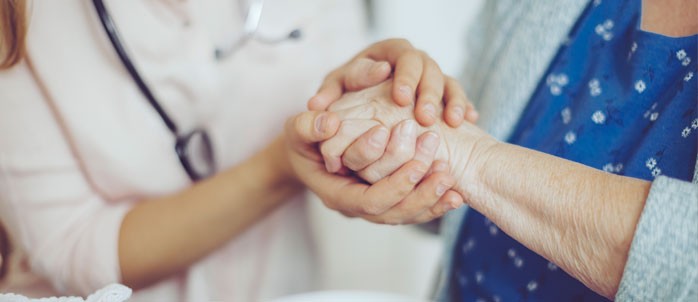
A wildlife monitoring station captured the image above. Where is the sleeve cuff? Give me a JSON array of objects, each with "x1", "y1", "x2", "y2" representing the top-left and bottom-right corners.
[{"x1": 616, "y1": 176, "x2": 698, "y2": 301}]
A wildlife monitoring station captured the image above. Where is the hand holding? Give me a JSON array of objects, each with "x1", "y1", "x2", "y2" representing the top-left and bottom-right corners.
[
  {"x1": 320, "y1": 80, "x2": 495, "y2": 206},
  {"x1": 284, "y1": 111, "x2": 463, "y2": 224}
]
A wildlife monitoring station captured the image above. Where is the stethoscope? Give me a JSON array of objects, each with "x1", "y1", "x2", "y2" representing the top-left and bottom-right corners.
[
  {"x1": 215, "y1": 0, "x2": 302, "y2": 59},
  {"x1": 92, "y1": 0, "x2": 301, "y2": 181}
]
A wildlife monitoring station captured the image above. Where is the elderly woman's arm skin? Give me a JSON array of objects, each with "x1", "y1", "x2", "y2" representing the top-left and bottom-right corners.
[
  {"x1": 322, "y1": 81, "x2": 651, "y2": 299},
  {"x1": 462, "y1": 140, "x2": 650, "y2": 299}
]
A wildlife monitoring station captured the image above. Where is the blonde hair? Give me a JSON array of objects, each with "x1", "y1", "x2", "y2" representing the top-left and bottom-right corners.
[
  {"x1": 0, "y1": 222, "x2": 8, "y2": 280},
  {"x1": 0, "y1": 0, "x2": 28, "y2": 69},
  {"x1": 0, "y1": 0, "x2": 28, "y2": 280}
]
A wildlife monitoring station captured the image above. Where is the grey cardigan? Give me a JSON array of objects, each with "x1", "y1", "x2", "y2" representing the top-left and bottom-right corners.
[{"x1": 434, "y1": 1, "x2": 698, "y2": 301}]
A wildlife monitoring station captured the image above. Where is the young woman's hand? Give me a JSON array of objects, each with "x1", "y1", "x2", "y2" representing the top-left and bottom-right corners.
[{"x1": 307, "y1": 39, "x2": 478, "y2": 128}]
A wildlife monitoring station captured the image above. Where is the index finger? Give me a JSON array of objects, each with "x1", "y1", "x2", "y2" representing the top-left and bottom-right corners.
[
  {"x1": 333, "y1": 159, "x2": 429, "y2": 216},
  {"x1": 391, "y1": 50, "x2": 424, "y2": 107},
  {"x1": 309, "y1": 59, "x2": 391, "y2": 111},
  {"x1": 307, "y1": 71, "x2": 344, "y2": 111}
]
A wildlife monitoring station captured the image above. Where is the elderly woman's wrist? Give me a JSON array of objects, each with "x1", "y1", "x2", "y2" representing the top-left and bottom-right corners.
[{"x1": 442, "y1": 125, "x2": 500, "y2": 200}]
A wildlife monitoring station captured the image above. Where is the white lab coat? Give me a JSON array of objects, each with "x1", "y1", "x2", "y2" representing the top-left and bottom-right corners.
[{"x1": 0, "y1": 0, "x2": 366, "y2": 300}]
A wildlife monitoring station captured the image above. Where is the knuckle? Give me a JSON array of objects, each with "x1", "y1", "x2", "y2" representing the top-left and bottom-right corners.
[
  {"x1": 394, "y1": 185, "x2": 412, "y2": 197},
  {"x1": 341, "y1": 158, "x2": 358, "y2": 171},
  {"x1": 319, "y1": 143, "x2": 340, "y2": 160},
  {"x1": 420, "y1": 92, "x2": 441, "y2": 104},
  {"x1": 430, "y1": 172, "x2": 451, "y2": 184},
  {"x1": 384, "y1": 145, "x2": 399, "y2": 157},
  {"x1": 431, "y1": 202, "x2": 446, "y2": 217},
  {"x1": 343, "y1": 152, "x2": 372, "y2": 170},
  {"x1": 344, "y1": 72, "x2": 360, "y2": 85},
  {"x1": 358, "y1": 169, "x2": 381, "y2": 184},
  {"x1": 386, "y1": 142, "x2": 414, "y2": 158},
  {"x1": 357, "y1": 145, "x2": 378, "y2": 161},
  {"x1": 423, "y1": 55, "x2": 442, "y2": 71},
  {"x1": 427, "y1": 206, "x2": 439, "y2": 218},
  {"x1": 394, "y1": 145, "x2": 416, "y2": 160},
  {"x1": 319, "y1": 142, "x2": 331, "y2": 156}
]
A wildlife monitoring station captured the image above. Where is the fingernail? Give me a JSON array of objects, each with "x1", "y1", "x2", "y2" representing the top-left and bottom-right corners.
[
  {"x1": 423, "y1": 103, "x2": 437, "y2": 119},
  {"x1": 369, "y1": 127, "x2": 389, "y2": 147},
  {"x1": 451, "y1": 201, "x2": 463, "y2": 209},
  {"x1": 420, "y1": 132, "x2": 439, "y2": 153},
  {"x1": 436, "y1": 183, "x2": 448, "y2": 196},
  {"x1": 409, "y1": 169, "x2": 424, "y2": 183},
  {"x1": 451, "y1": 106, "x2": 465, "y2": 120},
  {"x1": 315, "y1": 114, "x2": 327, "y2": 133},
  {"x1": 400, "y1": 120, "x2": 417, "y2": 137}
]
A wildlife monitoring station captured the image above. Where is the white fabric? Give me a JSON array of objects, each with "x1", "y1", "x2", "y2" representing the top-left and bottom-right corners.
[
  {"x1": 0, "y1": 0, "x2": 366, "y2": 301},
  {"x1": 0, "y1": 284, "x2": 131, "y2": 302}
]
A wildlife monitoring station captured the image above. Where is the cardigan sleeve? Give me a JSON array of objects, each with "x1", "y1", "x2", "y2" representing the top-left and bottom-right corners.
[{"x1": 615, "y1": 175, "x2": 698, "y2": 301}]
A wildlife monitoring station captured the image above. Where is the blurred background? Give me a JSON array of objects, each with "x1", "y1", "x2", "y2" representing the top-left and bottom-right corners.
[
  {"x1": 0, "y1": 0, "x2": 483, "y2": 299},
  {"x1": 309, "y1": 0, "x2": 483, "y2": 299}
]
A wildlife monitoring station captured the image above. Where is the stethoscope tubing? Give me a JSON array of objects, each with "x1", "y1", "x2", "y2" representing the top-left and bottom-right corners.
[{"x1": 92, "y1": 0, "x2": 180, "y2": 135}]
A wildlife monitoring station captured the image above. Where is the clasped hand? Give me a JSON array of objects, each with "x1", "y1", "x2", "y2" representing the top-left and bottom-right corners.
[
  {"x1": 320, "y1": 80, "x2": 496, "y2": 225},
  {"x1": 287, "y1": 81, "x2": 493, "y2": 225},
  {"x1": 285, "y1": 39, "x2": 493, "y2": 225}
]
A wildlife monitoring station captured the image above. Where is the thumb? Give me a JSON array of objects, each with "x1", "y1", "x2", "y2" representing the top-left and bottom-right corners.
[{"x1": 286, "y1": 111, "x2": 340, "y2": 145}]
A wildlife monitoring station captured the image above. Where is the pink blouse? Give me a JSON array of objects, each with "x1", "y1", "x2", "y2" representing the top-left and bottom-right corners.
[{"x1": 0, "y1": 0, "x2": 366, "y2": 300}]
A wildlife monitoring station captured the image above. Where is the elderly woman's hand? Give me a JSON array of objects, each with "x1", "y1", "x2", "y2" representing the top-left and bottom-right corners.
[
  {"x1": 311, "y1": 80, "x2": 499, "y2": 224},
  {"x1": 283, "y1": 109, "x2": 465, "y2": 225},
  {"x1": 320, "y1": 80, "x2": 494, "y2": 189}
]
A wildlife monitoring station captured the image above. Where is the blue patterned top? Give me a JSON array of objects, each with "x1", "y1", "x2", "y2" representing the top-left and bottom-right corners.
[{"x1": 450, "y1": 0, "x2": 698, "y2": 301}]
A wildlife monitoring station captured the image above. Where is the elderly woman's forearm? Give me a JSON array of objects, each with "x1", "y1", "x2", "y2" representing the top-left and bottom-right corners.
[{"x1": 453, "y1": 139, "x2": 651, "y2": 299}]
